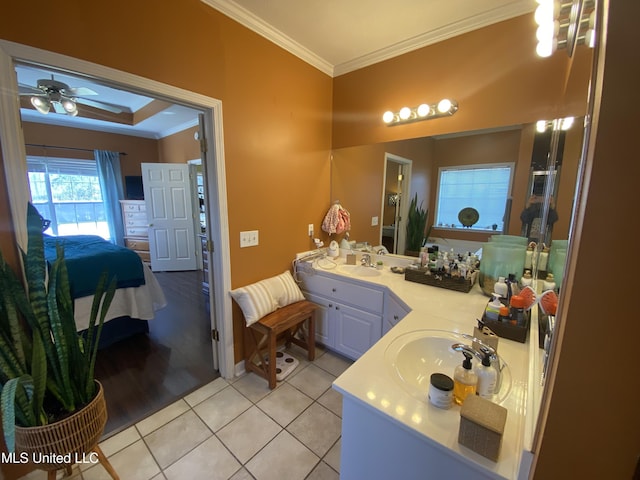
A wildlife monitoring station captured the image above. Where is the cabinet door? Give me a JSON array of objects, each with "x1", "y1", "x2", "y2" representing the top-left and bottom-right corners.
[
  {"x1": 383, "y1": 292, "x2": 411, "y2": 335},
  {"x1": 334, "y1": 303, "x2": 382, "y2": 360},
  {"x1": 304, "y1": 293, "x2": 333, "y2": 347}
]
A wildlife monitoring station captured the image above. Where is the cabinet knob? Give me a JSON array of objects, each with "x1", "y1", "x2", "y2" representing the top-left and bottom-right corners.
[
  {"x1": 328, "y1": 304, "x2": 333, "y2": 308},
  {"x1": 394, "y1": 315, "x2": 399, "y2": 320},
  {"x1": 332, "y1": 288, "x2": 336, "y2": 292},
  {"x1": 335, "y1": 306, "x2": 340, "y2": 310}
]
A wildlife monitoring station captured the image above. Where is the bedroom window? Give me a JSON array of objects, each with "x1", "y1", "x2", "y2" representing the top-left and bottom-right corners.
[
  {"x1": 27, "y1": 157, "x2": 110, "y2": 239},
  {"x1": 434, "y1": 163, "x2": 514, "y2": 232}
]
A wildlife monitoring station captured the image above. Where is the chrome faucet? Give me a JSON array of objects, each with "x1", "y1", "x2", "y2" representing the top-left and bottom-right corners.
[
  {"x1": 451, "y1": 342, "x2": 503, "y2": 393},
  {"x1": 360, "y1": 253, "x2": 373, "y2": 267}
]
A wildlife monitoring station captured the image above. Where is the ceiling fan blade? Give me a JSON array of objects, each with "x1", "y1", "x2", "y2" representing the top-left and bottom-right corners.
[
  {"x1": 18, "y1": 84, "x2": 44, "y2": 95},
  {"x1": 52, "y1": 102, "x2": 67, "y2": 114},
  {"x1": 65, "y1": 86, "x2": 98, "y2": 96},
  {"x1": 75, "y1": 97, "x2": 127, "y2": 114}
]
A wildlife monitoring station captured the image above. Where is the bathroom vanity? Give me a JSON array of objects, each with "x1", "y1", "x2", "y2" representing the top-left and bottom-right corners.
[{"x1": 297, "y1": 253, "x2": 536, "y2": 480}]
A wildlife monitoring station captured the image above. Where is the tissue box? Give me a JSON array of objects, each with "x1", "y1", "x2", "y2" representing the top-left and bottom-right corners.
[{"x1": 458, "y1": 395, "x2": 507, "y2": 462}]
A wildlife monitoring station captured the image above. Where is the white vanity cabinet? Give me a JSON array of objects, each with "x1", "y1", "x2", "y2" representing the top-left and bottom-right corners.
[
  {"x1": 299, "y1": 269, "x2": 408, "y2": 360},
  {"x1": 383, "y1": 290, "x2": 410, "y2": 335}
]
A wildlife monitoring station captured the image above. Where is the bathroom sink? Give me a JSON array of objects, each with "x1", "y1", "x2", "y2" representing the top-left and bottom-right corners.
[
  {"x1": 338, "y1": 264, "x2": 382, "y2": 277},
  {"x1": 384, "y1": 329, "x2": 512, "y2": 404}
]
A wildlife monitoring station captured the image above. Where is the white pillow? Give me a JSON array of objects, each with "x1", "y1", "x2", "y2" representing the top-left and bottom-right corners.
[{"x1": 230, "y1": 271, "x2": 305, "y2": 326}]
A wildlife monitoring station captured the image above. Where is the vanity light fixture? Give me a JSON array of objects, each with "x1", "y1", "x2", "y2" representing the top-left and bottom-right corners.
[
  {"x1": 382, "y1": 98, "x2": 458, "y2": 126},
  {"x1": 535, "y1": 0, "x2": 596, "y2": 58},
  {"x1": 536, "y1": 116, "x2": 575, "y2": 132}
]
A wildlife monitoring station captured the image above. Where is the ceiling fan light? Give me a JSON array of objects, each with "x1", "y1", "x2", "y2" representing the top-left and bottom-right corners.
[
  {"x1": 61, "y1": 98, "x2": 77, "y2": 114},
  {"x1": 30, "y1": 96, "x2": 50, "y2": 114}
]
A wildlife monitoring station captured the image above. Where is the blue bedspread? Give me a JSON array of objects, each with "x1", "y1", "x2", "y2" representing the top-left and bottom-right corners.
[{"x1": 44, "y1": 235, "x2": 145, "y2": 299}]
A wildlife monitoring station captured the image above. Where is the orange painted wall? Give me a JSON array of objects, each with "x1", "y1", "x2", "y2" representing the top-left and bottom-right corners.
[
  {"x1": 0, "y1": 0, "x2": 333, "y2": 367},
  {"x1": 22, "y1": 122, "x2": 160, "y2": 178},
  {"x1": 332, "y1": 14, "x2": 592, "y2": 149},
  {"x1": 158, "y1": 126, "x2": 201, "y2": 164}
]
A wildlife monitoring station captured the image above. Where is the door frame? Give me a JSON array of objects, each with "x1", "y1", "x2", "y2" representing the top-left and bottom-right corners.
[
  {"x1": 381, "y1": 153, "x2": 412, "y2": 254},
  {"x1": 0, "y1": 40, "x2": 235, "y2": 379}
]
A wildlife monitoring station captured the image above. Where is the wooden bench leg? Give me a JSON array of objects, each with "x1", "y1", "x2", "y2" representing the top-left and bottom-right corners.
[
  {"x1": 307, "y1": 312, "x2": 316, "y2": 361},
  {"x1": 267, "y1": 330, "x2": 277, "y2": 389}
]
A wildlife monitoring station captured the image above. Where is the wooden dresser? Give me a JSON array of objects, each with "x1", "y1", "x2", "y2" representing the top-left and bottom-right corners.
[{"x1": 120, "y1": 200, "x2": 150, "y2": 263}]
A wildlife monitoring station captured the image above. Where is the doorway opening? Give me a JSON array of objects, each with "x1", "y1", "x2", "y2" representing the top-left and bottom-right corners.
[{"x1": 381, "y1": 153, "x2": 412, "y2": 255}]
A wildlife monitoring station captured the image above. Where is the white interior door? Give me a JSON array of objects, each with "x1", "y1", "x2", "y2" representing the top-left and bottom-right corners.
[{"x1": 142, "y1": 162, "x2": 198, "y2": 271}]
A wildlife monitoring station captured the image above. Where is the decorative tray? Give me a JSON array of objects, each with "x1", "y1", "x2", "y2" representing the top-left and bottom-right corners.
[{"x1": 404, "y1": 267, "x2": 478, "y2": 293}]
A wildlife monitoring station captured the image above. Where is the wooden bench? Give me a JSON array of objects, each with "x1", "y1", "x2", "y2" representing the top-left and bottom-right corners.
[{"x1": 244, "y1": 300, "x2": 318, "y2": 389}]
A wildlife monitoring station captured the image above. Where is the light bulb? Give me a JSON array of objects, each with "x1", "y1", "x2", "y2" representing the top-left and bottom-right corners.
[
  {"x1": 535, "y1": 2, "x2": 553, "y2": 26},
  {"x1": 30, "y1": 96, "x2": 50, "y2": 114},
  {"x1": 560, "y1": 116, "x2": 574, "y2": 130},
  {"x1": 416, "y1": 104, "x2": 431, "y2": 117},
  {"x1": 382, "y1": 111, "x2": 395, "y2": 124},
  {"x1": 61, "y1": 98, "x2": 77, "y2": 114},
  {"x1": 536, "y1": 120, "x2": 548, "y2": 133},
  {"x1": 399, "y1": 107, "x2": 411, "y2": 120},
  {"x1": 585, "y1": 29, "x2": 596, "y2": 48},
  {"x1": 536, "y1": 38, "x2": 557, "y2": 57},
  {"x1": 437, "y1": 99, "x2": 452, "y2": 114}
]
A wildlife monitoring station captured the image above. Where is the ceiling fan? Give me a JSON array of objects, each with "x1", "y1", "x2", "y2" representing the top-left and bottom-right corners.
[{"x1": 18, "y1": 76, "x2": 127, "y2": 116}]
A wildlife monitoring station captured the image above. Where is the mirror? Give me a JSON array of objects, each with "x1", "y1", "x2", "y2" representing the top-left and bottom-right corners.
[{"x1": 331, "y1": 120, "x2": 585, "y2": 256}]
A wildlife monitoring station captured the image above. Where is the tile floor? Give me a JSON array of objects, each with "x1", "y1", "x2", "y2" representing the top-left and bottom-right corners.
[{"x1": 19, "y1": 346, "x2": 352, "y2": 480}]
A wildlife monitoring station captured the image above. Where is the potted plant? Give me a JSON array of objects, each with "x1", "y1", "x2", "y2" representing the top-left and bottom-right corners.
[
  {"x1": 0, "y1": 204, "x2": 117, "y2": 477},
  {"x1": 405, "y1": 193, "x2": 429, "y2": 257}
]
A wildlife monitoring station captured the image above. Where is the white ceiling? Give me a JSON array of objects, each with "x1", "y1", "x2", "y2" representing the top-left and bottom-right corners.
[{"x1": 17, "y1": 0, "x2": 534, "y2": 139}]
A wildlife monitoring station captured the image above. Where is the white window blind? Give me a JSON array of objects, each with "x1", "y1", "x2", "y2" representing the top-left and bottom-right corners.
[
  {"x1": 435, "y1": 163, "x2": 513, "y2": 231},
  {"x1": 26, "y1": 156, "x2": 109, "y2": 239}
]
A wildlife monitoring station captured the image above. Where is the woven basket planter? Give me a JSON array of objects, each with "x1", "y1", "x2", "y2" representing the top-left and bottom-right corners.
[{"x1": 15, "y1": 381, "x2": 107, "y2": 471}]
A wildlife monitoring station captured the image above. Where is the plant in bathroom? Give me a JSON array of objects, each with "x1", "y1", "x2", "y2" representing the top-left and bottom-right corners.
[
  {"x1": 405, "y1": 193, "x2": 429, "y2": 256},
  {"x1": 0, "y1": 203, "x2": 116, "y2": 456}
]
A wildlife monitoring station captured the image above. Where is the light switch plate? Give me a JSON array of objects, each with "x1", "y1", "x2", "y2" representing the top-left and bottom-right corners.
[
  {"x1": 240, "y1": 230, "x2": 259, "y2": 247},
  {"x1": 371, "y1": 216, "x2": 379, "y2": 226}
]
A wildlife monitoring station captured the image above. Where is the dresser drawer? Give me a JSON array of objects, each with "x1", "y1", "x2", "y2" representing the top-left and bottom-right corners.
[
  {"x1": 125, "y1": 227, "x2": 148, "y2": 237},
  {"x1": 124, "y1": 211, "x2": 147, "y2": 223},
  {"x1": 137, "y1": 251, "x2": 151, "y2": 262},
  {"x1": 125, "y1": 238, "x2": 150, "y2": 251},
  {"x1": 122, "y1": 202, "x2": 146, "y2": 213}
]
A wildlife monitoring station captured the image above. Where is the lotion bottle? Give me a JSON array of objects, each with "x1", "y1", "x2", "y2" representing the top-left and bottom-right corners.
[
  {"x1": 475, "y1": 352, "x2": 497, "y2": 398},
  {"x1": 453, "y1": 352, "x2": 477, "y2": 405},
  {"x1": 484, "y1": 294, "x2": 502, "y2": 321},
  {"x1": 494, "y1": 277, "x2": 508, "y2": 298}
]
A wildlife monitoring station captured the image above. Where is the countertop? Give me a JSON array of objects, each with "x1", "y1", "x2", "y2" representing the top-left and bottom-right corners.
[{"x1": 305, "y1": 253, "x2": 531, "y2": 479}]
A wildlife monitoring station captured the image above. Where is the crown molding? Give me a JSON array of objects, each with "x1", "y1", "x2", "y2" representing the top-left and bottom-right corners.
[
  {"x1": 200, "y1": 0, "x2": 334, "y2": 76},
  {"x1": 201, "y1": 0, "x2": 534, "y2": 78}
]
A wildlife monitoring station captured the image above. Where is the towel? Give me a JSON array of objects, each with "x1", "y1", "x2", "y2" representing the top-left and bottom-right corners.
[{"x1": 322, "y1": 203, "x2": 351, "y2": 234}]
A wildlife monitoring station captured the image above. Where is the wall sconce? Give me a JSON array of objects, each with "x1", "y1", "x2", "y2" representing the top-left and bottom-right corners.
[
  {"x1": 535, "y1": 0, "x2": 596, "y2": 58},
  {"x1": 536, "y1": 116, "x2": 575, "y2": 132},
  {"x1": 382, "y1": 98, "x2": 458, "y2": 125}
]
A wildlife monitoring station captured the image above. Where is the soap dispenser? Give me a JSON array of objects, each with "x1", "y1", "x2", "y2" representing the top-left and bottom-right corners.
[
  {"x1": 475, "y1": 352, "x2": 497, "y2": 398},
  {"x1": 494, "y1": 277, "x2": 508, "y2": 298},
  {"x1": 453, "y1": 352, "x2": 478, "y2": 405},
  {"x1": 484, "y1": 294, "x2": 502, "y2": 322}
]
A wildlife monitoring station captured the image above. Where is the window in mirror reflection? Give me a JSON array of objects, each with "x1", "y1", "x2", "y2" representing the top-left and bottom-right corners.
[{"x1": 435, "y1": 163, "x2": 514, "y2": 231}]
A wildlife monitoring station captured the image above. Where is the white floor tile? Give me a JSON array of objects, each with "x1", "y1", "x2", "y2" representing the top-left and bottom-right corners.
[
  {"x1": 323, "y1": 438, "x2": 341, "y2": 473},
  {"x1": 286, "y1": 403, "x2": 342, "y2": 457},
  {"x1": 257, "y1": 382, "x2": 313, "y2": 427},
  {"x1": 144, "y1": 410, "x2": 212, "y2": 469},
  {"x1": 217, "y1": 406, "x2": 282, "y2": 464},
  {"x1": 245, "y1": 430, "x2": 319, "y2": 480},
  {"x1": 98, "y1": 426, "x2": 141, "y2": 458},
  {"x1": 162, "y1": 435, "x2": 241, "y2": 480},
  {"x1": 192, "y1": 385, "x2": 252, "y2": 432},
  {"x1": 307, "y1": 461, "x2": 340, "y2": 480},
  {"x1": 287, "y1": 364, "x2": 335, "y2": 399},
  {"x1": 135, "y1": 399, "x2": 190, "y2": 437},
  {"x1": 313, "y1": 352, "x2": 353, "y2": 377},
  {"x1": 83, "y1": 439, "x2": 160, "y2": 480},
  {"x1": 317, "y1": 387, "x2": 343, "y2": 418},
  {"x1": 183, "y1": 377, "x2": 229, "y2": 407},
  {"x1": 232, "y1": 372, "x2": 273, "y2": 403}
]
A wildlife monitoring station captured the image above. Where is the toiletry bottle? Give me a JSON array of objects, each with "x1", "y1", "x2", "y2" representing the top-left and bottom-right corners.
[
  {"x1": 475, "y1": 352, "x2": 497, "y2": 398},
  {"x1": 507, "y1": 273, "x2": 520, "y2": 299},
  {"x1": 494, "y1": 276, "x2": 508, "y2": 298},
  {"x1": 525, "y1": 244, "x2": 534, "y2": 269},
  {"x1": 520, "y1": 270, "x2": 533, "y2": 287},
  {"x1": 498, "y1": 305, "x2": 511, "y2": 323},
  {"x1": 453, "y1": 352, "x2": 478, "y2": 405},
  {"x1": 509, "y1": 294, "x2": 526, "y2": 326},
  {"x1": 543, "y1": 273, "x2": 556, "y2": 292},
  {"x1": 539, "y1": 246, "x2": 550, "y2": 272},
  {"x1": 484, "y1": 294, "x2": 502, "y2": 321}
]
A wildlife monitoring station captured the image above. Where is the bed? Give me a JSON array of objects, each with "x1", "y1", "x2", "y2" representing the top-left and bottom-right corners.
[{"x1": 44, "y1": 234, "x2": 167, "y2": 348}]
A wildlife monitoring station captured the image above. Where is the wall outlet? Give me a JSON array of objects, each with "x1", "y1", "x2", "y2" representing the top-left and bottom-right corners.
[
  {"x1": 371, "y1": 216, "x2": 379, "y2": 226},
  {"x1": 240, "y1": 230, "x2": 259, "y2": 247}
]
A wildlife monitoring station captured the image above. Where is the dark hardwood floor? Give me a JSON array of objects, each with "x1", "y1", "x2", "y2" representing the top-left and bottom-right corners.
[{"x1": 94, "y1": 270, "x2": 220, "y2": 437}]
